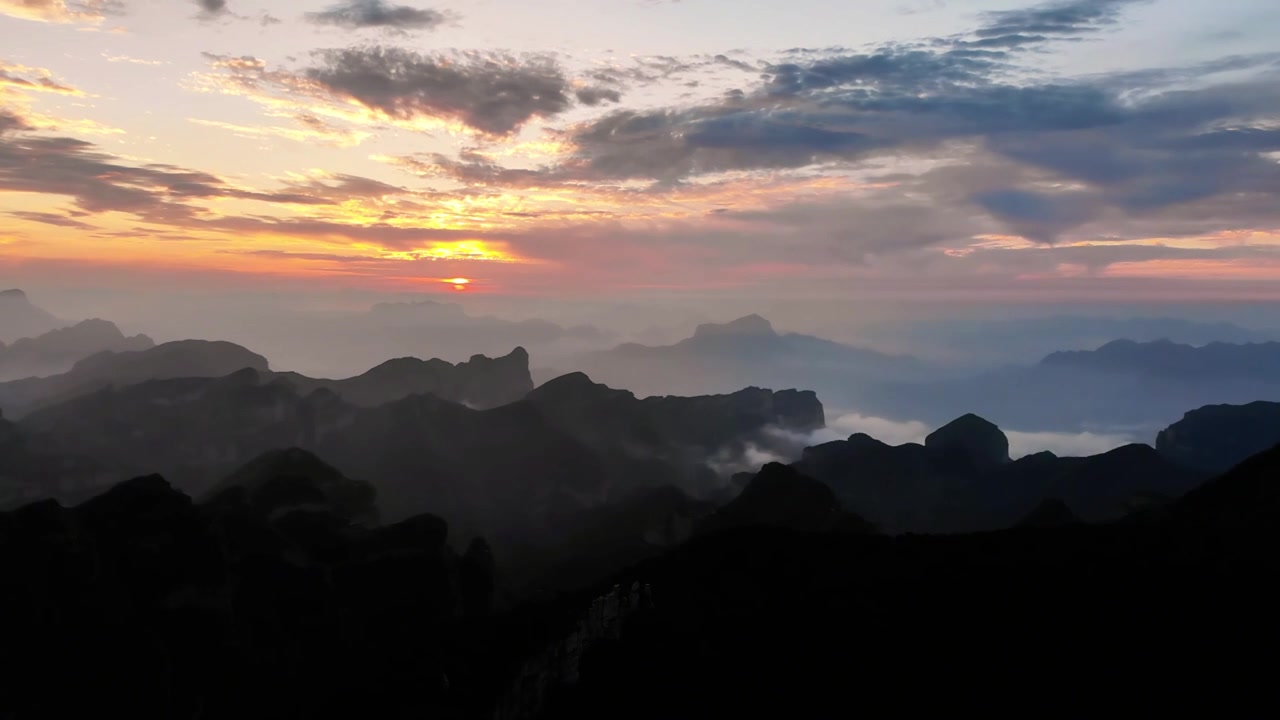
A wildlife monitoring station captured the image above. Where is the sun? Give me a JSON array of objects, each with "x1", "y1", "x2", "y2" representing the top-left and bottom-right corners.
[{"x1": 444, "y1": 277, "x2": 471, "y2": 291}]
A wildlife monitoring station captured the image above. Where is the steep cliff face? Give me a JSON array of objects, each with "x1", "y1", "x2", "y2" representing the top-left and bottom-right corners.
[
  {"x1": 1156, "y1": 401, "x2": 1280, "y2": 474},
  {"x1": 493, "y1": 582, "x2": 654, "y2": 720}
]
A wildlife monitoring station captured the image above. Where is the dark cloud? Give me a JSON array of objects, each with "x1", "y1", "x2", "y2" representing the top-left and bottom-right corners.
[
  {"x1": 8, "y1": 210, "x2": 96, "y2": 229},
  {"x1": 575, "y1": 86, "x2": 622, "y2": 106},
  {"x1": 303, "y1": 47, "x2": 573, "y2": 134},
  {"x1": 974, "y1": 189, "x2": 1103, "y2": 243},
  {"x1": 0, "y1": 109, "x2": 31, "y2": 133},
  {"x1": 304, "y1": 1, "x2": 451, "y2": 32},
  {"x1": 0, "y1": 132, "x2": 333, "y2": 223},
  {"x1": 973, "y1": 0, "x2": 1148, "y2": 47},
  {"x1": 194, "y1": 0, "x2": 230, "y2": 19}
]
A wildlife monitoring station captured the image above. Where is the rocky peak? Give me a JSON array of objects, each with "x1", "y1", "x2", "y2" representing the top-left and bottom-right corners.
[
  {"x1": 925, "y1": 413, "x2": 1010, "y2": 473},
  {"x1": 0, "y1": 289, "x2": 29, "y2": 302}
]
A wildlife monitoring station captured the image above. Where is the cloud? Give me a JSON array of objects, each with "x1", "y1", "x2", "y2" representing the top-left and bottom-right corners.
[
  {"x1": 194, "y1": 0, "x2": 230, "y2": 19},
  {"x1": 1005, "y1": 429, "x2": 1135, "y2": 458},
  {"x1": 0, "y1": 109, "x2": 31, "y2": 133},
  {"x1": 302, "y1": 47, "x2": 573, "y2": 134},
  {"x1": 0, "y1": 60, "x2": 84, "y2": 96},
  {"x1": 974, "y1": 0, "x2": 1147, "y2": 45},
  {"x1": 304, "y1": 0, "x2": 451, "y2": 32},
  {"x1": 8, "y1": 210, "x2": 96, "y2": 229},
  {"x1": 197, "y1": 48, "x2": 578, "y2": 136},
  {"x1": 0, "y1": 0, "x2": 114, "y2": 23},
  {"x1": 574, "y1": 86, "x2": 622, "y2": 106},
  {"x1": 0, "y1": 131, "x2": 334, "y2": 223},
  {"x1": 188, "y1": 114, "x2": 372, "y2": 148}
]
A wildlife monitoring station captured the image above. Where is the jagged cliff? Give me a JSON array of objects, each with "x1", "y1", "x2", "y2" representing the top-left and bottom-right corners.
[{"x1": 493, "y1": 581, "x2": 654, "y2": 720}]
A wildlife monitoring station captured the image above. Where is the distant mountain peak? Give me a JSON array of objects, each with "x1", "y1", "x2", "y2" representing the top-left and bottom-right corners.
[
  {"x1": 1, "y1": 289, "x2": 29, "y2": 302},
  {"x1": 693, "y1": 314, "x2": 776, "y2": 339}
]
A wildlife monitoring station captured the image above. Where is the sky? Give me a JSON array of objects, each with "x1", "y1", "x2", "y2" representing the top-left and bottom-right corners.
[{"x1": 3, "y1": 0, "x2": 1280, "y2": 317}]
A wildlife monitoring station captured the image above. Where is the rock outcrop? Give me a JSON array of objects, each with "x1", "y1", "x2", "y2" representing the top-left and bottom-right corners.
[
  {"x1": 494, "y1": 581, "x2": 654, "y2": 720},
  {"x1": 1156, "y1": 401, "x2": 1280, "y2": 474},
  {"x1": 924, "y1": 413, "x2": 1011, "y2": 473}
]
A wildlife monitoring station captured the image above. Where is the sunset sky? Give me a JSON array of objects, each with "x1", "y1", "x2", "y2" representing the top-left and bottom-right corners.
[{"x1": 2, "y1": 0, "x2": 1280, "y2": 309}]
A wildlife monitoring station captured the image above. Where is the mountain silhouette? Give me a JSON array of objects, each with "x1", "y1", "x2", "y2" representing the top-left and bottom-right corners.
[
  {"x1": 0, "y1": 289, "x2": 63, "y2": 343},
  {"x1": 0, "y1": 319, "x2": 154, "y2": 381},
  {"x1": 275, "y1": 346, "x2": 533, "y2": 409},
  {"x1": 0, "y1": 339, "x2": 268, "y2": 418},
  {"x1": 700, "y1": 462, "x2": 874, "y2": 534},
  {"x1": 857, "y1": 338, "x2": 1280, "y2": 432},
  {"x1": 555, "y1": 314, "x2": 926, "y2": 401},
  {"x1": 1157, "y1": 401, "x2": 1280, "y2": 473},
  {"x1": 204, "y1": 447, "x2": 379, "y2": 526}
]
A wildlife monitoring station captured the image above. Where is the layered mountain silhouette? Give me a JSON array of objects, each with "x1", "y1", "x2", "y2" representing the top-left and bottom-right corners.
[
  {"x1": 534, "y1": 439, "x2": 1280, "y2": 718},
  {"x1": 188, "y1": 297, "x2": 617, "y2": 380},
  {"x1": 858, "y1": 338, "x2": 1280, "y2": 432},
  {"x1": 555, "y1": 314, "x2": 928, "y2": 400},
  {"x1": 275, "y1": 346, "x2": 534, "y2": 409},
  {"x1": 0, "y1": 289, "x2": 63, "y2": 343},
  {"x1": 699, "y1": 462, "x2": 874, "y2": 534},
  {"x1": 865, "y1": 314, "x2": 1273, "y2": 366},
  {"x1": 204, "y1": 447, "x2": 380, "y2": 527},
  {"x1": 0, "y1": 339, "x2": 268, "y2": 418},
  {"x1": 5, "y1": 349, "x2": 1280, "y2": 717},
  {"x1": 0, "y1": 341, "x2": 533, "y2": 419},
  {"x1": 2, "y1": 365, "x2": 825, "y2": 547},
  {"x1": 1157, "y1": 401, "x2": 1280, "y2": 473},
  {"x1": 0, "y1": 319, "x2": 154, "y2": 381},
  {"x1": 0, "y1": 472, "x2": 498, "y2": 718},
  {"x1": 796, "y1": 414, "x2": 1203, "y2": 533},
  {"x1": 1043, "y1": 338, "x2": 1280, "y2": 379}
]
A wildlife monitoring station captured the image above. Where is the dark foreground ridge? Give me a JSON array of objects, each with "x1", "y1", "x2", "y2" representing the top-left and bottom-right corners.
[{"x1": 2, "y1": 439, "x2": 1280, "y2": 717}]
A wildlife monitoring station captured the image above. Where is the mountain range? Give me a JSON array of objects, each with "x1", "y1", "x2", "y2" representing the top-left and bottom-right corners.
[
  {"x1": 4, "y1": 398, "x2": 1279, "y2": 717},
  {"x1": 0, "y1": 319, "x2": 154, "y2": 382},
  {"x1": 551, "y1": 314, "x2": 932, "y2": 400},
  {"x1": 857, "y1": 338, "x2": 1280, "y2": 432}
]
